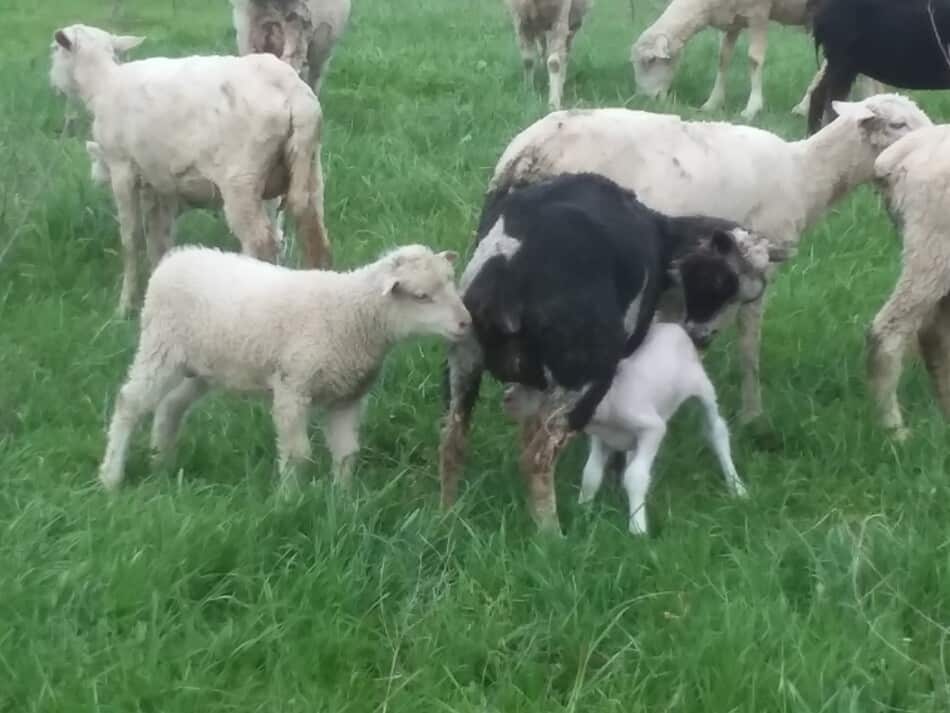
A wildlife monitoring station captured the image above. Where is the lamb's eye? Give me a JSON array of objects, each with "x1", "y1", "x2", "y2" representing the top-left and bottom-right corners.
[
  {"x1": 889, "y1": 121, "x2": 907, "y2": 130},
  {"x1": 413, "y1": 292, "x2": 431, "y2": 302}
]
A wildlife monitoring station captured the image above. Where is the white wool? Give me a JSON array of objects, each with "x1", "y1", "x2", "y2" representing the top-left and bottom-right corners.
[
  {"x1": 98, "y1": 245, "x2": 470, "y2": 492},
  {"x1": 489, "y1": 95, "x2": 933, "y2": 422},
  {"x1": 867, "y1": 124, "x2": 950, "y2": 438},
  {"x1": 49, "y1": 24, "x2": 330, "y2": 317},
  {"x1": 505, "y1": 323, "x2": 747, "y2": 535}
]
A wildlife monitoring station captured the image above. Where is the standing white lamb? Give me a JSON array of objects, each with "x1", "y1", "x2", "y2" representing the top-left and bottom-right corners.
[
  {"x1": 631, "y1": 0, "x2": 883, "y2": 119},
  {"x1": 230, "y1": 0, "x2": 351, "y2": 94},
  {"x1": 505, "y1": 0, "x2": 592, "y2": 110},
  {"x1": 503, "y1": 323, "x2": 747, "y2": 535},
  {"x1": 98, "y1": 244, "x2": 471, "y2": 492},
  {"x1": 486, "y1": 94, "x2": 933, "y2": 422},
  {"x1": 867, "y1": 124, "x2": 950, "y2": 439},
  {"x1": 49, "y1": 24, "x2": 331, "y2": 317}
]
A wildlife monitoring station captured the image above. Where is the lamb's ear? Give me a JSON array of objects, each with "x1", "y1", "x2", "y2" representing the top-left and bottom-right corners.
[
  {"x1": 382, "y1": 277, "x2": 400, "y2": 296},
  {"x1": 111, "y1": 34, "x2": 146, "y2": 54},
  {"x1": 439, "y1": 250, "x2": 459, "y2": 264},
  {"x1": 832, "y1": 100, "x2": 874, "y2": 123},
  {"x1": 54, "y1": 29, "x2": 73, "y2": 51}
]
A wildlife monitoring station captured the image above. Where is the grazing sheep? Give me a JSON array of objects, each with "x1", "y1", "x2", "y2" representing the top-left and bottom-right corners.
[
  {"x1": 49, "y1": 24, "x2": 330, "y2": 317},
  {"x1": 485, "y1": 95, "x2": 933, "y2": 423},
  {"x1": 631, "y1": 0, "x2": 882, "y2": 119},
  {"x1": 505, "y1": 0, "x2": 592, "y2": 109},
  {"x1": 230, "y1": 0, "x2": 352, "y2": 94},
  {"x1": 440, "y1": 172, "x2": 770, "y2": 531},
  {"x1": 98, "y1": 244, "x2": 470, "y2": 493},
  {"x1": 867, "y1": 124, "x2": 950, "y2": 439},
  {"x1": 807, "y1": 0, "x2": 950, "y2": 133},
  {"x1": 502, "y1": 322, "x2": 747, "y2": 535}
]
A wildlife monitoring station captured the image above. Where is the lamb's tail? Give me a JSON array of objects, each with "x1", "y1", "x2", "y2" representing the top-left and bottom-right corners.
[{"x1": 284, "y1": 82, "x2": 331, "y2": 268}]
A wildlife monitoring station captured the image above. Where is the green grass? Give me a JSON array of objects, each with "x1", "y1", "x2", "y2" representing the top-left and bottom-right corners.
[{"x1": 3, "y1": 0, "x2": 950, "y2": 710}]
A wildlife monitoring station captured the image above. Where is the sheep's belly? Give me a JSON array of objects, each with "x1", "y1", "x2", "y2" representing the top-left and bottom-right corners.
[{"x1": 586, "y1": 423, "x2": 636, "y2": 453}]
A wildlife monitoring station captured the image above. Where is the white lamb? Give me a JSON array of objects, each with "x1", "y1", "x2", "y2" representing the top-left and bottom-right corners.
[
  {"x1": 49, "y1": 24, "x2": 330, "y2": 317},
  {"x1": 98, "y1": 244, "x2": 471, "y2": 492},
  {"x1": 503, "y1": 322, "x2": 747, "y2": 535},
  {"x1": 230, "y1": 0, "x2": 351, "y2": 94},
  {"x1": 505, "y1": 0, "x2": 592, "y2": 110},
  {"x1": 631, "y1": 0, "x2": 883, "y2": 119},
  {"x1": 487, "y1": 94, "x2": 933, "y2": 422},
  {"x1": 867, "y1": 124, "x2": 950, "y2": 440}
]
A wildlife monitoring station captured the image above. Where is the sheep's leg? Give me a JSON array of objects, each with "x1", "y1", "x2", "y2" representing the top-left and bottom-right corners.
[
  {"x1": 324, "y1": 399, "x2": 363, "y2": 488},
  {"x1": 150, "y1": 377, "x2": 208, "y2": 463},
  {"x1": 439, "y1": 332, "x2": 484, "y2": 508},
  {"x1": 513, "y1": 21, "x2": 537, "y2": 87},
  {"x1": 142, "y1": 191, "x2": 177, "y2": 270},
  {"x1": 701, "y1": 28, "x2": 740, "y2": 113},
  {"x1": 867, "y1": 266, "x2": 942, "y2": 439},
  {"x1": 579, "y1": 435, "x2": 609, "y2": 504},
  {"x1": 856, "y1": 75, "x2": 886, "y2": 99},
  {"x1": 792, "y1": 60, "x2": 827, "y2": 116},
  {"x1": 740, "y1": 17, "x2": 769, "y2": 120},
  {"x1": 222, "y1": 187, "x2": 280, "y2": 264},
  {"x1": 545, "y1": 3, "x2": 572, "y2": 110},
  {"x1": 272, "y1": 385, "x2": 312, "y2": 493},
  {"x1": 519, "y1": 410, "x2": 573, "y2": 533},
  {"x1": 697, "y1": 388, "x2": 747, "y2": 497},
  {"x1": 100, "y1": 358, "x2": 185, "y2": 491},
  {"x1": 622, "y1": 422, "x2": 665, "y2": 536},
  {"x1": 737, "y1": 294, "x2": 766, "y2": 423},
  {"x1": 109, "y1": 167, "x2": 143, "y2": 318},
  {"x1": 808, "y1": 62, "x2": 857, "y2": 133},
  {"x1": 917, "y1": 295, "x2": 950, "y2": 419}
]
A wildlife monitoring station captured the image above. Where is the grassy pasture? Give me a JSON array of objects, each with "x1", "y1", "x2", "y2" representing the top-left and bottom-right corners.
[{"x1": 3, "y1": 0, "x2": 950, "y2": 710}]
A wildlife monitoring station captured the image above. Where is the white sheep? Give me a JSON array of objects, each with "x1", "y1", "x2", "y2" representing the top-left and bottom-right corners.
[
  {"x1": 98, "y1": 244, "x2": 471, "y2": 492},
  {"x1": 505, "y1": 0, "x2": 592, "y2": 110},
  {"x1": 230, "y1": 0, "x2": 351, "y2": 94},
  {"x1": 868, "y1": 124, "x2": 950, "y2": 440},
  {"x1": 631, "y1": 0, "x2": 883, "y2": 119},
  {"x1": 503, "y1": 322, "x2": 747, "y2": 535},
  {"x1": 487, "y1": 93, "x2": 933, "y2": 422},
  {"x1": 49, "y1": 24, "x2": 330, "y2": 317}
]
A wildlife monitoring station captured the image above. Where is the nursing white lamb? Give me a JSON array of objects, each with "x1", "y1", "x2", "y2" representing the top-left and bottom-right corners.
[
  {"x1": 868, "y1": 124, "x2": 950, "y2": 439},
  {"x1": 487, "y1": 94, "x2": 932, "y2": 422},
  {"x1": 230, "y1": 0, "x2": 351, "y2": 94},
  {"x1": 98, "y1": 245, "x2": 471, "y2": 493},
  {"x1": 503, "y1": 323, "x2": 746, "y2": 535},
  {"x1": 49, "y1": 24, "x2": 330, "y2": 317}
]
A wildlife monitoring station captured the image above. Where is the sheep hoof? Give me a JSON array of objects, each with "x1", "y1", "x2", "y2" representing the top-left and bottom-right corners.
[
  {"x1": 700, "y1": 99, "x2": 722, "y2": 113},
  {"x1": 740, "y1": 106, "x2": 761, "y2": 122},
  {"x1": 889, "y1": 426, "x2": 911, "y2": 443},
  {"x1": 791, "y1": 102, "x2": 808, "y2": 117},
  {"x1": 628, "y1": 518, "x2": 648, "y2": 536}
]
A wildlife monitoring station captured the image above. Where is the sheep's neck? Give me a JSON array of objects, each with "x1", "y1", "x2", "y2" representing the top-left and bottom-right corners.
[
  {"x1": 649, "y1": 0, "x2": 711, "y2": 50},
  {"x1": 74, "y1": 53, "x2": 119, "y2": 110},
  {"x1": 794, "y1": 121, "x2": 876, "y2": 231}
]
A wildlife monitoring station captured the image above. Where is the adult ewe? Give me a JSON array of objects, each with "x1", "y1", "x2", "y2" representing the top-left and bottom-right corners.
[
  {"x1": 439, "y1": 172, "x2": 770, "y2": 531},
  {"x1": 505, "y1": 0, "x2": 592, "y2": 109},
  {"x1": 99, "y1": 244, "x2": 470, "y2": 492},
  {"x1": 49, "y1": 24, "x2": 330, "y2": 317},
  {"x1": 867, "y1": 124, "x2": 950, "y2": 439},
  {"x1": 807, "y1": 0, "x2": 950, "y2": 133},
  {"x1": 484, "y1": 95, "x2": 932, "y2": 423},
  {"x1": 230, "y1": 0, "x2": 351, "y2": 94}
]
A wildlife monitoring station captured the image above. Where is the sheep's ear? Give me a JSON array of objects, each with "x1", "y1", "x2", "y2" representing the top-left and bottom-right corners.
[
  {"x1": 54, "y1": 29, "x2": 73, "y2": 51},
  {"x1": 111, "y1": 34, "x2": 146, "y2": 54},
  {"x1": 439, "y1": 250, "x2": 459, "y2": 264},
  {"x1": 382, "y1": 277, "x2": 400, "y2": 296},
  {"x1": 832, "y1": 100, "x2": 874, "y2": 123}
]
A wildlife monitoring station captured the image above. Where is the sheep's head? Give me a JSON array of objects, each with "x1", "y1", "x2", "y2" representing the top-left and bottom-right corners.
[
  {"x1": 671, "y1": 227, "x2": 768, "y2": 348},
  {"x1": 379, "y1": 245, "x2": 471, "y2": 342},
  {"x1": 49, "y1": 24, "x2": 145, "y2": 99},
  {"x1": 831, "y1": 94, "x2": 933, "y2": 153},
  {"x1": 631, "y1": 32, "x2": 678, "y2": 99}
]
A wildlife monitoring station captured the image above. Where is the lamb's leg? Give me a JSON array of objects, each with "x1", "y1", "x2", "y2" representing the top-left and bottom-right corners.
[
  {"x1": 293, "y1": 145, "x2": 331, "y2": 270},
  {"x1": 622, "y1": 422, "x2": 665, "y2": 536},
  {"x1": 109, "y1": 167, "x2": 143, "y2": 318},
  {"x1": 142, "y1": 191, "x2": 177, "y2": 270},
  {"x1": 519, "y1": 410, "x2": 573, "y2": 533},
  {"x1": 150, "y1": 377, "x2": 208, "y2": 463},
  {"x1": 918, "y1": 295, "x2": 950, "y2": 418},
  {"x1": 439, "y1": 332, "x2": 484, "y2": 508},
  {"x1": 544, "y1": 2, "x2": 572, "y2": 110},
  {"x1": 697, "y1": 387, "x2": 747, "y2": 497},
  {"x1": 737, "y1": 294, "x2": 766, "y2": 423},
  {"x1": 100, "y1": 356, "x2": 185, "y2": 491},
  {"x1": 324, "y1": 398, "x2": 363, "y2": 488},
  {"x1": 513, "y1": 21, "x2": 537, "y2": 88},
  {"x1": 579, "y1": 435, "x2": 609, "y2": 504},
  {"x1": 740, "y1": 17, "x2": 769, "y2": 120},
  {"x1": 701, "y1": 28, "x2": 740, "y2": 113},
  {"x1": 271, "y1": 384, "x2": 312, "y2": 493},
  {"x1": 867, "y1": 266, "x2": 941, "y2": 439},
  {"x1": 222, "y1": 187, "x2": 280, "y2": 264},
  {"x1": 792, "y1": 60, "x2": 827, "y2": 116}
]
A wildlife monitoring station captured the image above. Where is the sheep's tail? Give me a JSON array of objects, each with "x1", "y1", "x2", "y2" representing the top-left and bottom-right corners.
[{"x1": 285, "y1": 82, "x2": 331, "y2": 268}]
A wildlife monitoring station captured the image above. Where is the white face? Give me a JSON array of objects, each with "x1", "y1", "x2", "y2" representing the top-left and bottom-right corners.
[
  {"x1": 387, "y1": 250, "x2": 472, "y2": 342},
  {"x1": 833, "y1": 95, "x2": 934, "y2": 151},
  {"x1": 632, "y1": 40, "x2": 677, "y2": 98}
]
